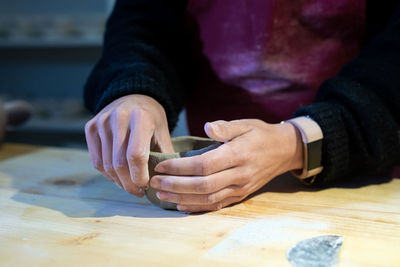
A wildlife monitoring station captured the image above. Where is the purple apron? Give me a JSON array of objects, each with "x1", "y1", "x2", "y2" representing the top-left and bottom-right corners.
[{"x1": 185, "y1": 0, "x2": 366, "y2": 135}]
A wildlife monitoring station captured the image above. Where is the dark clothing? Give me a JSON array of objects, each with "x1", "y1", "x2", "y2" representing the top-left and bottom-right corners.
[{"x1": 84, "y1": 0, "x2": 400, "y2": 185}]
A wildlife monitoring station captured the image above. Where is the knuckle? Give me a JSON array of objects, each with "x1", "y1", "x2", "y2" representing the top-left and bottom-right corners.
[
  {"x1": 96, "y1": 114, "x2": 109, "y2": 127},
  {"x1": 237, "y1": 172, "x2": 252, "y2": 185},
  {"x1": 197, "y1": 178, "x2": 209, "y2": 193},
  {"x1": 199, "y1": 157, "x2": 212, "y2": 176},
  {"x1": 206, "y1": 194, "x2": 217, "y2": 205},
  {"x1": 132, "y1": 109, "x2": 146, "y2": 122},
  {"x1": 113, "y1": 160, "x2": 126, "y2": 172},
  {"x1": 220, "y1": 124, "x2": 229, "y2": 136},
  {"x1": 114, "y1": 107, "x2": 130, "y2": 120},
  {"x1": 238, "y1": 185, "x2": 248, "y2": 194},
  {"x1": 103, "y1": 163, "x2": 114, "y2": 174},
  {"x1": 236, "y1": 152, "x2": 247, "y2": 165},
  {"x1": 84, "y1": 120, "x2": 96, "y2": 134},
  {"x1": 92, "y1": 159, "x2": 103, "y2": 171},
  {"x1": 235, "y1": 185, "x2": 248, "y2": 196},
  {"x1": 111, "y1": 108, "x2": 130, "y2": 127},
  {"x1": 127, "y1": 152, "x2": 147, "y2": 165},
  {"x1": 197, "y1": 178, "x2": 214, "y2": 193}
]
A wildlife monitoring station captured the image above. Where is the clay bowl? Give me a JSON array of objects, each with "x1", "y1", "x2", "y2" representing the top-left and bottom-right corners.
[{"x1": 146, "y1": 136, "x2": 221, "y2": 210}]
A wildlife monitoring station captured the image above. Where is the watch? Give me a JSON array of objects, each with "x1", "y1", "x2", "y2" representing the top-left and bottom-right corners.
[{"x1": 285, "y1": 116, "x2": 323, "y2": 184}]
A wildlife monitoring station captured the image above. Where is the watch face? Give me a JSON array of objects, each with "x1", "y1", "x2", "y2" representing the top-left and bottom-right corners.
[{"x1": 307, "y1": 139, "x2": 323, "y2": 170}]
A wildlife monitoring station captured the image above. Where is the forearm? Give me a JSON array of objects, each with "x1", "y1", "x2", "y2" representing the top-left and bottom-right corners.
[
  {"x1": 294, "y1": 5, "x2": 400, "y2": 185},
  {"x1": 84, "y1": 0, "x2": 190, "y2": 131}
]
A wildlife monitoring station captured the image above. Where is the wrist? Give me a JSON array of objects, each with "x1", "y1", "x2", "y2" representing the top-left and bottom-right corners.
[{"x1": 278, "y1": 122, "x2": 304, "y2": 171}]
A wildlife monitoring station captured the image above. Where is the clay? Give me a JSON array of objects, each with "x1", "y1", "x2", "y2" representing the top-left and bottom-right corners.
[
  {"x1": 0, "y1": 100, "x2": 32, "y2": 142},
  {"x1": 287, "y1": 235, "x2": 344, "y2": 267},
  {"x1": 146, "y1": 136, "x2": 221, "y2": 210}
]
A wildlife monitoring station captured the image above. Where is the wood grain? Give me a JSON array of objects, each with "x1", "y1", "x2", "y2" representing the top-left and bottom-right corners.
[{"x1": 0, "y1": 143, "x2": 399, "y2": 266}]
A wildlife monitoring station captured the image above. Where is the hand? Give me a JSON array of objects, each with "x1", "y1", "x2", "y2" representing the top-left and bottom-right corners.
[
  {"x1": 150, "y1": 119, "x2": 303, "y2": 212},
  {"x1": 85, "y1": 94, "x2": 174, "y2": 197}
]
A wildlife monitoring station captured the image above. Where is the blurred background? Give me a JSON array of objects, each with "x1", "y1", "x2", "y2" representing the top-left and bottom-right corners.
[{"x1": 0, "y1": 0, "x2": 188, "y2": 149}]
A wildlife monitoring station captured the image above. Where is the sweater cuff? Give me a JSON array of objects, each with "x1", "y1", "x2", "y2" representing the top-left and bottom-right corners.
[
  {"x1": 94, "y1": 71, "x2": 180, "y2": 132},
  {"x1": 293, "y1": 102, "x2": 350, "y2": 186}
]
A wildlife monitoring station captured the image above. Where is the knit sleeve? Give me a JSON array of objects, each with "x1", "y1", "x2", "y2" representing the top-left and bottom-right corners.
[
  {"x1": 294, "y1": 5, "x2": 400, "y2": 185},
  {"x1": 83, "y1": 0, "x2": 191, "y2": 131}
]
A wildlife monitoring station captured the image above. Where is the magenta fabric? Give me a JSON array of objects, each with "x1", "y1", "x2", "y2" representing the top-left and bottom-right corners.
[
  {"x1": 185, "y1": 0, "x2": 366, "y2": 136},
  {"x1": 390, "y1": 167, "x2": 400, "y2": 179}
]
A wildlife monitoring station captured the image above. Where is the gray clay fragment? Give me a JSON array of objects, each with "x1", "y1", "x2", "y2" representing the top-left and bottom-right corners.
[
  {"x1": 146, "y1": 136, "x2": 221, "y2": 210},
  {"x1": 287, "y1": 235, "x2": 344, "y2": 267}
]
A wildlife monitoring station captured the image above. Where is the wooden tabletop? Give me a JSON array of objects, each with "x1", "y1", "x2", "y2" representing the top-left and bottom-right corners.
[{"x1": 0, "y1": 143, "x2": 399, "y2": 266}]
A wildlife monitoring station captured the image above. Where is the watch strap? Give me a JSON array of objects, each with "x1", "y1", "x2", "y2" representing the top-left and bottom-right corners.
[{"x1": 286, "y1": 116, "x2": 323, "y2": 180}]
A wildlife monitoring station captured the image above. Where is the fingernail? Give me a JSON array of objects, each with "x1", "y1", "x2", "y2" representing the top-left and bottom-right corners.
[
  {"x1": 205, "y1": 121, "x2": 213, "y2": 130},
  {"x1": 156, "y1": 192, "x2": 167, "y2": 200},
  {"x1": 177, "y1": 205, "x2": 187, "y2": 211}
]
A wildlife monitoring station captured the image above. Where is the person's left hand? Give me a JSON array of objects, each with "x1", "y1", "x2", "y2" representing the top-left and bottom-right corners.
[{"x1": 150, "y1": 119, "x2": 304, "y2": 212}]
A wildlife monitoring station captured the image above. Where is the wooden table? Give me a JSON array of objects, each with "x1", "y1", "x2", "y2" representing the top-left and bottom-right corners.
[{"x1": 1, "y1": 143, "x2": 399, "y2": 266}]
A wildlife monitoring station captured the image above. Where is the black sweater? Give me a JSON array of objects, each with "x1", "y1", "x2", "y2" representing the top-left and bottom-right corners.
[{"x1": 84, "y1": 0, "x2": 400, "y2": 185}]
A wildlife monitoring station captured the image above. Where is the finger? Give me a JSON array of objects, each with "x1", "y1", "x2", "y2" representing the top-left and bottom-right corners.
[
  {"x1": 156, "y1": 185, "x2": 242, "y2": 205},
  {"x1": 112, "y1": 113, "x2": 144, "y2": 197},
  {"x1": 204, "y1": 120, "x2": 252, "y2": 142},
  {"x1": 126, "y1": 111, "x2": 153, "y2": 187},
  {"x1": 85, "y1": 119, "x2": 121, "y2": 184},
  {"x1": 150, "y1": 120, "x2": 174, "y2": 153},
  {"x1": 155, "y1": 142, "x2": 239, "y2": 176},
  {"x1": 87, "y1": 133, "x2": 115, "y2": 183},
  {"x1": 97, "y1": 114, "x2": 123, "y2": 187},
  {"x1": 150, "y1": 167, "x2": 247, "y2": 194},
  {"x1": 85, "y1": 121, "x2": 109, "y2": 179},
  {"x1": 177, "y1": 196, "x2": 244, "y2": 212}
]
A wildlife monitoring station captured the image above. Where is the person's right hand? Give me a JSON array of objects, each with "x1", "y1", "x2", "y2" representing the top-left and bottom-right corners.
[{"x1": 85, "y1": 94, "x2": 174, "y2": 197}]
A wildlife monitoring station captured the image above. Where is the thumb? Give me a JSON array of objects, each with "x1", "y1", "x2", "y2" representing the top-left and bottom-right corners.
[{"x1": 204, "y1": 120, "x2": 251, "y2": 142}]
